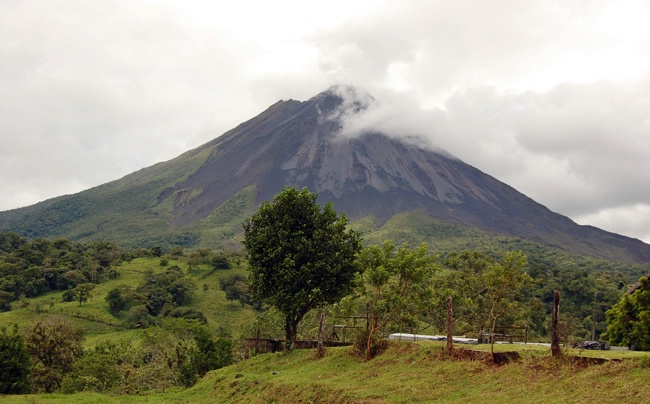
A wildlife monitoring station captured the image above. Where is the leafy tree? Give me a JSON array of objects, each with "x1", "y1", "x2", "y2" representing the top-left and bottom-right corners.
[
  {"x1": 136, "y1": 266, "x2": 196, "y2": 316},
  {"x1": 106, "y1": 286, "x2": 127, "y2": 314},
  {"x1": 126, "y1": 304, "x2": 155, "y2": 328},
  {"x1": 185, "y1": 248, "x2": 217, "y2": 271},
  {"x1": 60, "y1": 341, "x2": 121, "y2": 394},
  {"x1": 0, "y1": 290, "x2": 14, "y2": 311},
  {"x1": 25, "y1": 317, "x2": 84, "y2": 392},
  {"x1": 134, "y1": 319, "x2": 233, "y2": 389},
  {"x1": 243, "y1": 187, "x2": 362, "y2": 350},
  {"x1": 181, "y1": 326, "x2": 233, "y2": 387},
  {"x1": 0, "y1": 324, "x2": 31, "y2": 394},
  {"x1": 219, "y1": 274, "x2": 249, "y2": 306},
  {"x1": 430, "y1": 250, "x2": 494, "y2": 335},
  {"x1": 0, "y1": 232, "x2": 27, "y2": 252},
  {"x1": 603, "y1": 275, "x2": 650, "y2": 350},
  {"x1": 73, "y1": 283, "x2": 95, "y2": 306},
  {"x1": 353, "y1": 241, "x2": 438, "y2": 360},
  {"x1": 211, "y1": 254, "x2": 231, "y2": 270},
  {"x1": 482, "y1": 251, "x2": 532, "y2": 355},
  {"x1": 192, "y1": 330, "x2": 232, "y2": 375}
]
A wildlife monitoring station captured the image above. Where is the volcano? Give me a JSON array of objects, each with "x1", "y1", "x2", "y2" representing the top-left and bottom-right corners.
[{"x1": 2, "y1": 86, "x2": 649, "y2": 263}]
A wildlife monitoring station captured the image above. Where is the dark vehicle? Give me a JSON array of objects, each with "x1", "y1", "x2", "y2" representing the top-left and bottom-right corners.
[{"x1": 573, "y1": 341, "x2": 610, "y2": 350}]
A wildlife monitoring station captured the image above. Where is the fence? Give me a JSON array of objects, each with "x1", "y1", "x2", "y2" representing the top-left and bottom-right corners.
[{"x1": 478, "y1": 326, "x2": 528, "y2": 344}]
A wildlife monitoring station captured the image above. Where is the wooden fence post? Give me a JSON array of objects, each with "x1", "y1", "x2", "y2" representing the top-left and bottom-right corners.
[
  {"x1": 446, "y1": 296, "x2": 454, "y2": 353},
  {"x1": 317, "y1": 311, "x2": 326, "y2": 358},
  {"x1": 551, "y1": 290, "x2": 561, "y2": 357}
]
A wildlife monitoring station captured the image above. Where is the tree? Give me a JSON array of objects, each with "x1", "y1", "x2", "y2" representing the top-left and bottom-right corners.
[
  {"x1": 0, "y1": 290, "x2": 14, "y2": 311},
  {"x1": 211, "y1": 254, "x2": 231, "y2": 270},
  {"x1": 60, "y1": 341, "x2": 121, "y2": 394},
  {"x1": 0, "y1": 324, "x2": 31, "y2": 394},
  {"x1": 25, "y1": 317, "x2": 84, "y2": 392},
  {"x1": 219, "y1": 274, "x2": 249, "y2": 306},
  {"x1": 430, "y1": 251, "x2": 494, "y2": 336},
  {"x1": 106, "y1": 286, "x2": 127, "y2": 314},
  {"x1": 184, "y1": 326, "x2": 233, "y2": 386},
  {"x1": 136, "y1": 266, "x2": 196, "y2": 316},
  {"x1": 243, "y1": 187, "x2": 362, "y2": 350},
  {"x1": 603, "y1": 275, "x2": 650, "y2": 350},
  {"x1": 127, "y1": 305, "x2": 154, "y2": 328},
  {"x1": 135, "y1": 319, "x2": 233, "y2": 389},
  {"x1": 73, "y1": 283, "x2": 95, "y2": 306},
  {"x1": 353, "y1": 241, "x2": 438, "y2": 360},
  {"x1": 482, "y1": 251, "x2": 532, "y2": 355}
]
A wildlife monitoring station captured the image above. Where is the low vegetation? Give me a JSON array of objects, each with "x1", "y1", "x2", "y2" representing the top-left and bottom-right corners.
[{"x1": 3, "y1": 341, "x2": 650, "y2": 403}]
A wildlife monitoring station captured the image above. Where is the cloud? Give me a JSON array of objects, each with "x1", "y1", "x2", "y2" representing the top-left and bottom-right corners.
[
  {"x1": 575, "y1": 204, "x2": 650, "y2": 243},
  {"x1": 0, "y1": 0, "x2": 261, "y2": 208}
]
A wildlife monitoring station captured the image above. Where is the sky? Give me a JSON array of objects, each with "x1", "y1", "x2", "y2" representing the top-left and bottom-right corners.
[{"x1": 1, "y1": 0, "x2": 650, "y2": 243}]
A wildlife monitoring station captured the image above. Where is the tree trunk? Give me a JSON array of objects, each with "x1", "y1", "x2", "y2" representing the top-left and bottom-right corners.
[
  {"x1": 489, "y1": 298, "x2": 498, "y2": 357},
  {"x1": 551, "y1": 290, "x2": 561, "y2": 357},
  {"x1": 366, "y1": 314, "x2": 376, "y2": 361},
  {"x1": 285, "y1": 319, "x2": 298, "y2": 351}
]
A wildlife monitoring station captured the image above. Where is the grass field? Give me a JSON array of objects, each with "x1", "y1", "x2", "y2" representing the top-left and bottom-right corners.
[{"x1": 3, "y1": 340, "x2": 650, "y2": 403}]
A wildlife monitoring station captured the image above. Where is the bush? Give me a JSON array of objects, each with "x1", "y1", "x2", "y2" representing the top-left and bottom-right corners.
[
  {"x1": 211, "y1": 255, "x2": 231, "y2": 270},
  {"x1": 59, "y1": 342, "x2": 121, "y2": 394},
  {"x1": 169, "y1": 307, "x2": 208, "y2": 324},
  {"x1": 126, "y1": 305, "x2": 154, "y2": 328}
]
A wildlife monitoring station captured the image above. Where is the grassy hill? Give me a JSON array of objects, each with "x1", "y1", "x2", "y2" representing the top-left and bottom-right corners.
[
  {"x1": 3, "y1": 341, "x2": 650, "y2": 403},
  {"x1": 1, "y1": 256, "x2": 258, "y2": 345}
]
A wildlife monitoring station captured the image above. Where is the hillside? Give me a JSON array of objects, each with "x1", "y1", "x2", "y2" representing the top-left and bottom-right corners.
[
  {"x1": 0, "y1": 255, "x2": 257, "y2": 344},
  {"x1": 3, "y1": 342, "x2": 650, "y2": 403},
  {"x1": 1, "y1": 86, "x2": 650, "y2": 264}
]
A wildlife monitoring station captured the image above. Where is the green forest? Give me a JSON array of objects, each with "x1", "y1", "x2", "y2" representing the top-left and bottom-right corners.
[{"x1": 2, "y1": 188, "x2": 650, "y2": 399}]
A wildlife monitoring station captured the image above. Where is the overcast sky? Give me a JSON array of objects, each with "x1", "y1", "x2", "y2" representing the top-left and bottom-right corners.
[{"x1": 2, "y1": 0, "x2": 650, "y2": 243}]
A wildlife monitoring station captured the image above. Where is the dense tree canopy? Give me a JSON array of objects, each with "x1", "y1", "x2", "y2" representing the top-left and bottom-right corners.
[
  {"x1": 0, "y1": 324, "x2": 31, "y2": 394},
  {"x1": 0, "y1": 233, "x2": 124, "y2": 305},
  {"x1": 242, "y1": 187, "x2": 362, "y2": 349},
  {"x1": 603, "y1": 275, "x2": 650, "y2": 350}
]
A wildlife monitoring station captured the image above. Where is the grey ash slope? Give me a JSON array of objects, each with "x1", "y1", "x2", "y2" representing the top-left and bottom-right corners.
[{"x1": 1, "y1": 86, "x2": 649, "y2": 263}]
